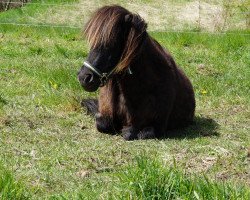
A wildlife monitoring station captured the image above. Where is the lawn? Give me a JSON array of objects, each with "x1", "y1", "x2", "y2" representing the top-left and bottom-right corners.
[{"x1": 0, "y1": 0, "x2": 249, "y2": 199}]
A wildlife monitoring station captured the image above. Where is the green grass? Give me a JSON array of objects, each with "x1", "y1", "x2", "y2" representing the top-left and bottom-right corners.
[
  {"x1": 0, "y1": 0, "x2": 250, "y2": 199},
  {"x1": 110, "y1": 157, "x2": 250, "y2": 199},
  {"x1": 0, "y1": 157, "x2": 249, "y2": 199},
  {"x1": 0, "y1": 163, "x2": 31, "y2": 199}
]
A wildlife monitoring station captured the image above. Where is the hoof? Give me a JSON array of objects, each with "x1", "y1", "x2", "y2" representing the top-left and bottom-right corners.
[
  {"x1": 122, "y1": 127, "x2": 138, "y2": 141},
  {"x1": 138, "y1": 127, "x2": 156, "y2": 140},
  {"x1": 95, "y1": 113, "x2": 115, "y2": 134}
]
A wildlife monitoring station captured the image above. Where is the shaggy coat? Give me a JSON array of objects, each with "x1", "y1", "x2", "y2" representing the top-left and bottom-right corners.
[{"x1": 79, "y1": 5, "x2": 195, "y2": 140}]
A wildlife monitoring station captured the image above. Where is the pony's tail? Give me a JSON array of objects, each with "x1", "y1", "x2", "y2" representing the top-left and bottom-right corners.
[{"x1": 81, "y1": 98, "x2": 98, "y2": 116}]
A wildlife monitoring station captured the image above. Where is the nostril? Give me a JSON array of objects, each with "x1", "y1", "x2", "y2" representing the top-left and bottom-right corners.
[{"x1": 83, "y1": 74, "x2": 93, "y2": 84}]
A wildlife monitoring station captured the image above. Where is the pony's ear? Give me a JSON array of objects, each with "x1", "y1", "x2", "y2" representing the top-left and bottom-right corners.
[
  {"x1": 124, "y1": 14, "x2": 133, "y2": 23},
  {"x1": 117, "y1": 13, "x2": 147, "y2": 72},
  {"x1": 130, "y1": 14, "x2": 147, "y2": 32},
  {"x1": 124, "y1": 13, "x2": 147, "y2": 32}
]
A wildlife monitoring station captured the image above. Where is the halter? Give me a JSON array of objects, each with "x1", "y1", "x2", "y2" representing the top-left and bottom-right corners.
[
  {"x1": 83, "y1": 61, "x2": 132, "y2": 87},
  {"x1": 83, "y1": 31, "x2": 147, "y2": 87}
]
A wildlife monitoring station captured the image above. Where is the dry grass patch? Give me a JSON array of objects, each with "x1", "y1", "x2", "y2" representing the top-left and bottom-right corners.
[{"x1": 14, "y1": 0, "x2": 248, "y2": 31}]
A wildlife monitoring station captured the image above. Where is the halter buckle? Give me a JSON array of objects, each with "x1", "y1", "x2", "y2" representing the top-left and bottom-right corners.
[{"x1": 100, "y1": 73, "x2": 108, "y2": 87}]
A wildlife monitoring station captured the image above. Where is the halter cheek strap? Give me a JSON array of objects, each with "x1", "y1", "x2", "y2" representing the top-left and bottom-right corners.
[{"x1": 83, "y1": 61, "x2": 132, "y2": 87}]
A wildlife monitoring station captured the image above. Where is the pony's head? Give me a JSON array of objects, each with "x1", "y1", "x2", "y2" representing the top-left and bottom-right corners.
[{"x1": 78, "y1": 5, "x2": 147, "y2": 92}]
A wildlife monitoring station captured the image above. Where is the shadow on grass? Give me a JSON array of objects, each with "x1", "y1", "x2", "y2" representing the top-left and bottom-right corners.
[{"x1": 165, "y1": 116, "x2": 219, "y2": 139}]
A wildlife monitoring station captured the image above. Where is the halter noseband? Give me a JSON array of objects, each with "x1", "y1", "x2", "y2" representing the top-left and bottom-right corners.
[{"x1": 83, "y1": 61, "x2": 132, "y2": 87}]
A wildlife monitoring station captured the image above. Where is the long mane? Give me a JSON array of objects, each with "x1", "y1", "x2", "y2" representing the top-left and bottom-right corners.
[{"x1": 84, "y1": 5, "x2": 147, "y2": 72}]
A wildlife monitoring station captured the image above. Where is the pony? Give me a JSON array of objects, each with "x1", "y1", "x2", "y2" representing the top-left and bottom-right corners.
[{"x1": 78, "y1": 5, "x2": 195, "y2": 140}]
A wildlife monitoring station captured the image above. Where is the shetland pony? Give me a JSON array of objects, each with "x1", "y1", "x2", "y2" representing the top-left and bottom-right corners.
[{"x1": 78, "y1": 5, "x2": 195, "y2": 140}]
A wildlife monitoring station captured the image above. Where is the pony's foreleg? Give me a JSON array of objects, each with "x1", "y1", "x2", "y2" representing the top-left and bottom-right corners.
[
  {"x1": 95, "y1": 113, "x2": 120, "y2": 134},
  {"x1": 122, "y1": 126, "x2": 157, "y2": 140},
  {"x1": 138, "y1": 127, "x2": 157, "y2": 139},
  {"x1": 122, "y1": 126, "x2": 138, "y2": 140}
]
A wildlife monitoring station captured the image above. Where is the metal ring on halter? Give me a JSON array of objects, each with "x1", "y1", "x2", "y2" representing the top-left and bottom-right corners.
[{"x1": 83, "y1": 61, "x2": 132, "y2": 87}]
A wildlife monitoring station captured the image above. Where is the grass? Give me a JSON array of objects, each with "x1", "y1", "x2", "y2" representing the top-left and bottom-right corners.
[
  {"x1": 0, "y1": 162, "x2": 31, "y2": 199},
  {"x1": 110, "y1": 157, "x2": 250, "y2": 199},
  {"x1": 0, "y1": 157, "x2": 249, "y2": 199},
  {"x1": 0, "y1": 0, "x2": 249, "y2": 31},
  {"x1": 0, "y1": 0, "x2": 250, "y2": 199}
]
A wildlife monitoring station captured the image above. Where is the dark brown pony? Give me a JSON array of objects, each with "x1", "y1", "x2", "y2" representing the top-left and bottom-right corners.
[{"x1": 78, "y1": 5, "x2": 195, "y2": 140}]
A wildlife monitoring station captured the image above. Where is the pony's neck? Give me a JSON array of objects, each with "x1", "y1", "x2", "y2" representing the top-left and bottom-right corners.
[
  {"x1": 129, "y1": 34, "x2": 157, "y2": 72},
  {"x1": 114, "y1": 35, "x2": 156, "y2": 88}
]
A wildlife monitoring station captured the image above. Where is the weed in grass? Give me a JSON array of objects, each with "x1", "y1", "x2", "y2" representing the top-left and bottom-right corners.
[
  {"x1": 108, "y1": 157, "x2": 250, "y2": 199},
  {"x1": 9, "y1": 157, "x2": 247, "y2": 199},
  {"x1": 0, "y1": 94, "x2": 7, "y2": 107},
  {"x1": 0, "y1": 163, "x2": 31, "y2": 200}
]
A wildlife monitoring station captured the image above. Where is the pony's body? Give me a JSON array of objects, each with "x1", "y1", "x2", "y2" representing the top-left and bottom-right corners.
[{"x1": 78, "y1": 6, "x2": 195, "y2": 140}]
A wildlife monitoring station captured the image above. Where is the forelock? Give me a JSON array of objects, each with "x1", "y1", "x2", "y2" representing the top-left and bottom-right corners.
[{"x1": 84, "y1": 5, "x2": 130, "y2": 48}]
